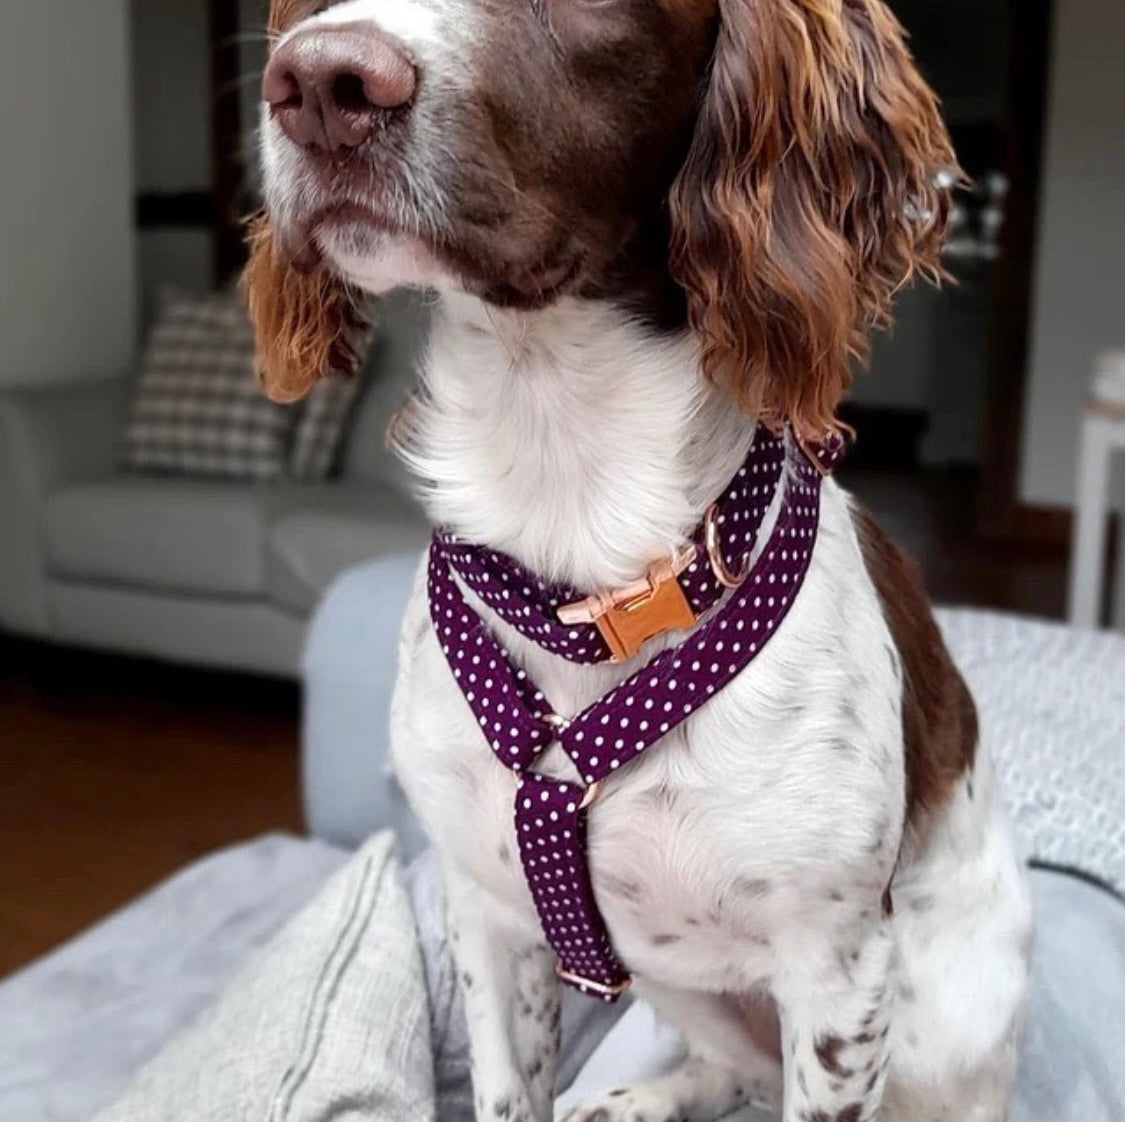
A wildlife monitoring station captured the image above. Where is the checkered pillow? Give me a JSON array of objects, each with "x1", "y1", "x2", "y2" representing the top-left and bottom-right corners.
[
  {"x1": 288, "y1": 369, "x2": 368, "y2": 482},
  {"x1": 121, "y1": 291, "x2": 294, "y2": 483}
]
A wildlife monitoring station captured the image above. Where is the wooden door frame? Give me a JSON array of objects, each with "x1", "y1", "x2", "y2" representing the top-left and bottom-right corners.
[
  {"x1": 977, "y1": 0, "x2": 1057, "y2": 540},
  {"x1": 209, "y1": 0, "x2": 247, "y2": 285}
]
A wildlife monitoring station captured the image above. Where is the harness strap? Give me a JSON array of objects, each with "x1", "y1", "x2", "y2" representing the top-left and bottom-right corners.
[
  {"x1": 433, "y1": 430, "x2": 788, "y2": 664},
  {"x1": 427, "y1": 431, "x2": 838, "y2": 999}
]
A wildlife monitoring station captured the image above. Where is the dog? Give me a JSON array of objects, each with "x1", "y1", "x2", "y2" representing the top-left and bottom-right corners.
[{"x1": 246, "y1": 1, "x2": 1033, "y2": 1120}]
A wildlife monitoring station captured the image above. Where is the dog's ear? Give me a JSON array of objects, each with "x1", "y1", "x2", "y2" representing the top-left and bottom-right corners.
[
  {"x1": 241, "y1": 214, "x2": 369, "y2": 404},
  {"x1": 670, "y1": 0, "x2": 957, "y2": 439},
  {"x1": 242, "y1": 0, "x2": 369, "y2": 404},
  {"x1": 269, "y1": 0, "x2": 315, "y2": 34}
]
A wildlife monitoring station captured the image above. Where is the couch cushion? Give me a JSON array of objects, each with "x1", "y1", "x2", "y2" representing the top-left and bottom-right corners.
[
  {"x1": 266, "y1": 484, "x2": 428, "y2": 615},
  {"x1": 120, "y1": 290, "x2": 296, "y2": 484},
  {"x1": 44, "y1": 477, "x2": 275, "y2": 596},
  {"x1": 340, "y1": 290, "x2": 430, "y2": 494},
  {"x1": 288, "y1": 375, "x2": 367, "y2": 483}
]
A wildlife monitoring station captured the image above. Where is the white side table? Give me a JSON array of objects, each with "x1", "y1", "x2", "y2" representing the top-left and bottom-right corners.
[{"x1": 1068, "y1": 399, "x2": 1125, "y2": 629}]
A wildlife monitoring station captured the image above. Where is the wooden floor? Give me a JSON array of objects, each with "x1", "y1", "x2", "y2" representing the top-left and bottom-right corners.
[
  {"x1": 0, "y1": 468, "x2": 1068, "y2": 979},
  {"x1": 0, "y1": 648, "x2": 303, "y2": 978}
]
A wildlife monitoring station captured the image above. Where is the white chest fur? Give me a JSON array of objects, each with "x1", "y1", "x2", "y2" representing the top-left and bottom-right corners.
[{"x1": 389, "y1": 294, "x2": 907, "y2": 993}]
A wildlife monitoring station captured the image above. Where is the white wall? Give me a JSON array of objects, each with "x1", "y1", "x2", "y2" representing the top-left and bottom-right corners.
[
  {"x1": 1020, "y1": 0, "x2": 1125, "y2": 507},
  {"x1": 0, "y1": 0, "x2": 137, "y2": 386}
]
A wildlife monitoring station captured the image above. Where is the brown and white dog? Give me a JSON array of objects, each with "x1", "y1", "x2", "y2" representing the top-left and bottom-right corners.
[{"x1": 247, "y1": 2, "x2": 1033, "y2": 1120}]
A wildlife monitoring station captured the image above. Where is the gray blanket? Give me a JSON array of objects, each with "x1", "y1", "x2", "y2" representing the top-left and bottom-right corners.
[
  {"x1": 83, "y1": 840, "x2": 1125, "y2": 1122},
  {"x1": 936, "y1": 608, "x2": 1125, "y2": 895}
]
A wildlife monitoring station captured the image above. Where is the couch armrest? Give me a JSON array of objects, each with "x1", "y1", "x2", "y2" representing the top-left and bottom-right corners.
[
  {"x1": 301, "y1": 552, "x2": 429, "y2": 855},
  {"x1": 0, "y1": 378, "x2": 127, "y2": 635}
]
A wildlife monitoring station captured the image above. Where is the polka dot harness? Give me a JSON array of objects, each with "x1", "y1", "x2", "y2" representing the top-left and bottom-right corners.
[{"x1": 428, "y1": 427, "x2": 841, "y2": 1000}]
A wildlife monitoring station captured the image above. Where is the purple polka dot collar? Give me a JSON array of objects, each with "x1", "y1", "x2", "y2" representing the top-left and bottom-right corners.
[{"x1": 428, "y1": 427, "x2": 842, "y2": 1000}]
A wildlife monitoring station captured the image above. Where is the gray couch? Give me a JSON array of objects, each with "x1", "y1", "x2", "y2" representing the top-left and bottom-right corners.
[{"x1": 0, "y1": 292, "x2": 430, "y2": 677}]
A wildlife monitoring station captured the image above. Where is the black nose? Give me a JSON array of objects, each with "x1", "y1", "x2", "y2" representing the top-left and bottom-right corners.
[{"x1": 263, "y1": 23, "x2": 416, "y2": 155}]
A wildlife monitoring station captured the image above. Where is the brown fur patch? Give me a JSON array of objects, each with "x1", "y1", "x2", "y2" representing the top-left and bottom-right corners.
[
  {"x1": 814, "y1": 1034, "x2": 853, "y2": 1078},
  {"x1": 734, "y1": 992, "x2": 784, "y2": 1063},
  {"x1": 853, "y1": 505, "x2": 978, "y2": 826}
]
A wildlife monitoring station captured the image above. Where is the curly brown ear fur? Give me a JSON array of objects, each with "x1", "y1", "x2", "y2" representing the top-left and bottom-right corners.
[
  {"x1": 241, "y1": 215, "x2": 368, "y2": 404},
  {"x1": 268, "y1": 0, "x2": 317, "y2": 34},
  {"x1": 670, "y1": 0, "x2": 958, "y2": 439}
]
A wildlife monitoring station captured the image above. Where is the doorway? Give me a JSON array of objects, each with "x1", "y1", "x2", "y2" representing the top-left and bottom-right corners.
[{"x1": 840, "y1": 0, "x2": 1056, "y2": 547}]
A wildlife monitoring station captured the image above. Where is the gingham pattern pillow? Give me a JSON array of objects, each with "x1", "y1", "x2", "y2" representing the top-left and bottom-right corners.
[
  {"x1": 121, "y1": 292, "x2": 294, "y2": 483},
  {"x1": 289, "y1": 373, "x2": 367, "y2": 482}
]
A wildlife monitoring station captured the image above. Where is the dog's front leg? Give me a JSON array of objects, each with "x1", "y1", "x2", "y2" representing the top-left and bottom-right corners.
[
  {"x1": 774, "y1": 919, "x2": 896, "y2": 1122},
  {"x1": 446, "y1": 865, "x2": 562, "y2": 1122}
]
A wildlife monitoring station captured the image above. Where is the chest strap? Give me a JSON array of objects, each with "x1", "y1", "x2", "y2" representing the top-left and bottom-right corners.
[
  {"x1": 427, "y1": 430, "x2": 836, "y2": 999},
  {"x1": 432, "y1": 430, "x2": 789, "y2": 664}
]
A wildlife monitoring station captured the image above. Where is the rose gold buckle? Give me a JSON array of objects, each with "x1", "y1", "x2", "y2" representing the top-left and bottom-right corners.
[
  {"x1": 557, "y1": 548, "x2": 696, "y2": 663},
  {"x1": 555, "y1": 965, "x2": 633, "y2": 998}
]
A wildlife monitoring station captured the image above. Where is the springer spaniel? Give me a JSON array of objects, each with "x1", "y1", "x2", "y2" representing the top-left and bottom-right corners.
[{"x1": 247, "y1": 2, "x2": 1032, "y2": 1120}]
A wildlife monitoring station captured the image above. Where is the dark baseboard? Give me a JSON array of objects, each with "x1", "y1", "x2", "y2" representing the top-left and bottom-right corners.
[
  {"x1": 1002, "y1": 505, "x2": 1119, "y2": 574},
  {"x1": 0, "y1": 631, "x2": 297, "y2": 711},
  {"x1": 136, "y1": 190, "x2": 216, "y2": 230},
  {"x1": 838, "y1": 404, "x2": 928, "y2": 470},
  {"x1": 1007, "y1": 504, "x2": 1073, "y2": 549}
]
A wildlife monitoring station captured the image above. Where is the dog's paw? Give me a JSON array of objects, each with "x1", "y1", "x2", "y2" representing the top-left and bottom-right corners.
[
  {"x1": 477, "y1": 1089, "x2": 551, "y2": 1122},
  {"x1": 559, "y1": 1087, "x2": 685, "y2": 1122},
  {"x1": 476, "y1": 1092, "x2": 538, "y2": 1122}
]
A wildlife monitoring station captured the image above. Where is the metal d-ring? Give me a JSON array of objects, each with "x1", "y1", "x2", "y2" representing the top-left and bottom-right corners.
[
  {"x1": 542, "y1": 714, "x2": 600, "y2": 809},
  {"x1": 555, "y1": 964, "x2": 633, "y2": 997},
  {"x1": 704, "y1": 504, "x2": 751, "y2": 589}
]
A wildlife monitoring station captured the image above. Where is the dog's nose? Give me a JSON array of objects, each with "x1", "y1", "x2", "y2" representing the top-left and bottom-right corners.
[{"x1": 263, "y1": 23, "x2": 416, "y2": 155}]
